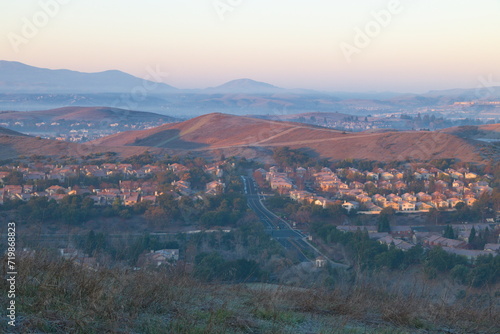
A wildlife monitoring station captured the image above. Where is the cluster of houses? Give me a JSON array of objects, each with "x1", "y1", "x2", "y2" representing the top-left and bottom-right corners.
[
  {"x1": 255, "y1": 165, "x2": 493, "y2": 214},
  {"x1": 335, "y1": 223, "x2": 500, "y2": 260},
  {"x1": 0, "y1": 162, "x2": 226, "y2": 206},
  {"x1": 0, "y1": 119, "x2": 170, "y2": 143}
]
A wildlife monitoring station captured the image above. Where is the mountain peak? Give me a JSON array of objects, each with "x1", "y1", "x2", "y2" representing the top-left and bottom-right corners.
[{"x1": 208, "y1": 78, "x2": 281, "y2": 94}]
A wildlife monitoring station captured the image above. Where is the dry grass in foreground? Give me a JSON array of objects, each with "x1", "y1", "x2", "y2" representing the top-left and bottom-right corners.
[{"x1": 1, "y1": 254, "x2": 499, "y2": 333}]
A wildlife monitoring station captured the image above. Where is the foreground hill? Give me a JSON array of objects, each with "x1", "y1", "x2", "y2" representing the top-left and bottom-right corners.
[
  {"x1": 91, "y1": 113, "x2": 486, "y2": 163},
  {"x1": 0, "y1": 106, "x2": 177, "y2": 123}
]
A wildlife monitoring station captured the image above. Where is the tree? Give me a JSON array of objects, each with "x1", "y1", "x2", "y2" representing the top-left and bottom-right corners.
[
  {"x1": 377, "y1": 207, "x2": 394, "y2": 232},
  {"x1": 468, "y1": 227, "x2": 476, "y2": 245},
  {"x1": 443, "y1": 225, "x2": 455, "y2": 239}
]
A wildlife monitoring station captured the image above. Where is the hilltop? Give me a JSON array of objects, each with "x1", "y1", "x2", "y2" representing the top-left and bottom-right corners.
[{"x1": 91, "y1": 113, "x2": 486, "y2": 163}]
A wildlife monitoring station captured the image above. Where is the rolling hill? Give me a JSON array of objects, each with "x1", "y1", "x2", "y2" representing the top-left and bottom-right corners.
[
  {"x1": 0, "y1": 106, "x2": 177, "y2": 123},
  {"x1": 91, "y1": 113, "x2": 487, "y2": 163}
]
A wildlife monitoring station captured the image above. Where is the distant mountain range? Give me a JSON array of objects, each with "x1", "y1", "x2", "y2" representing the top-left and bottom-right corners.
[
  {"x1": 1, "y1": 60, "x2": 499, "y2": 115},
  {"x1": 0, "y1": 60, "x2": 177, "y2": 94}
]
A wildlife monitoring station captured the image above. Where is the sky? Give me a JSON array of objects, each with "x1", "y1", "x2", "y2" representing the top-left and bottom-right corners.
[{"x1": 1, "y1": 0, "x2": 500, "y2": 93}]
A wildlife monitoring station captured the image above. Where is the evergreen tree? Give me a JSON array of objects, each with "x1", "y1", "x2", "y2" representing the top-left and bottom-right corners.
[
  {"x1": 469, "y1": 227, "x2": 476, "y2": 245},
  {"x1": 443, "y1": 225, "x2": 455, "y2": 239}
]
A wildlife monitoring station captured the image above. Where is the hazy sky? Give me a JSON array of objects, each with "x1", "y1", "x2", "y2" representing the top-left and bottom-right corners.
[{"x1": 1, "y1": 0, "x2": 500, "y2": 93}]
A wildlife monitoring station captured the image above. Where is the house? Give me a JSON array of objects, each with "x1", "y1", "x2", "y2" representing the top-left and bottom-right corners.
[
  {"x1": 380, "y1": 172, "x2": 394, "y2": 180},
  {"x1": 144, "y1": 249, "x2": 180, "y2": 266},
  {"x1": 465, "y1": 198, "x2": 477, "y2": 207},
  {"x1": 123, "y1": 193, "x2": 140, "y2": 206},
  {"x1": 435, "y1": 180, "x2": 449, "y2": 189},
  {"x1": 401, "y1": 193, "x2": 417, "y2": 202},
  {"x1": 169, "y1": 163, "x2": 188, "y2": 173},
  {"x1": 484, "y1": 244, "x2": 500, "y2": 253},
  {"x1": 416, "y1": 192, "x2": 432, "y2": 202},
  {"x1": 350, "y1": 181, "x2": 364, "y2": 189},
  {"x1": 3, "y1": 185, "x2": 23, "y2": 199},
  {"x1": 399, "y1": 201, "x2": 416, "y2": 211},
  {"x1": 424, "y1": 235, "x2": 466, "y2": 249},
  {"x1": 315, "y1": 256, "x2": 327, "y2": 268},
  {"x1": 355, "y1": 194, "x2": 372, "y2": 203},
  {"x1": 390, "y1": 226, "x2": 413, "y2": 238},
  {"x1": 378, "y1": 235, "x2": 414, "y2": 251},
  {"x1": 46, "y1": 185, "x2": 67, "y2": 195},
  {"x1": 387, "y1": 194, "x2": 402, "y2": 203},
  {"x1": 393, "y1": 181, "x2": 406, "y2": 190},
  {"x1": 59, "y1": 248, "x2": 79, "y2": 259},
  {"x1": 342, "y1": 201, "x2": 359, "y2": 212},
  {"x1": 413, "y1": 232, "x2": 441, "y2": 244},
  {"x1": 432, "y1": 200, "x2": 449, "y2": 209},
  {"x1": 172, "y1": 180, "x2": 192, "y2": 196},
  {"x1": 365, "y1": 203, "x2": 382, "y2": 213},
  {"x1": 206, "y1": 181, "x2": 225, "y2": 196},
  {"x1": 416, "y1": 202, "x2": 433, "y2": 211},
  {"x1": 290, "y1": 190, "x2": 313, "y2": 202},
  {"x1": 384, "y1": 201, "x2": 400, "y2": 210},
  {"x1": 464, "y1": 172, "x2": 478, "y2": 179},
  {"x1": 379, "y1": 181, "x2": 392, "y2": 190},
  {"x1": 15, "y1": 193, "x2": 32, "y2": 201},
  {"x1": 24, "y1": 171, "x2": 45, "y2": 181},
  {"x1": 23, "y1": 185, "x2": 34, "y2": 194},
  {"x1": 447, "y1": 198, "x2": 464, "y2": 208},
  {"x1": 270, "y1": 177, "x2": 294, "y2": 191},
  {"x1": 373, "y1": 194, "x2": 387, "y2": 205}
]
